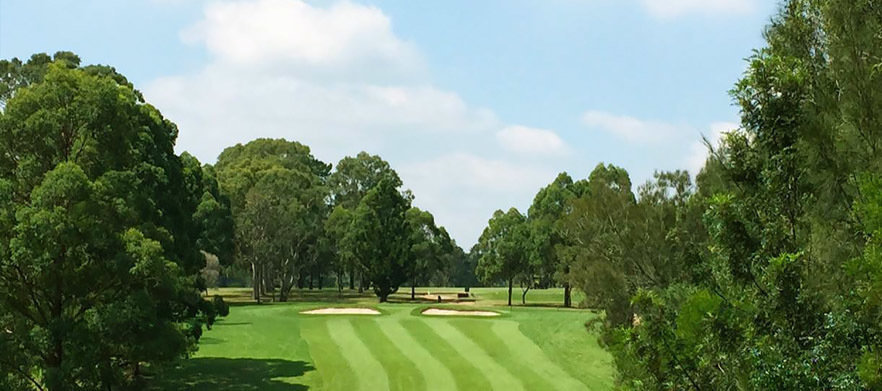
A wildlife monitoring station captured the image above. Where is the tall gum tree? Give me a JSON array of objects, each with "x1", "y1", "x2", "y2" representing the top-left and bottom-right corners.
[
  {"x1": 350, "y1": 178, "x2": 411, "y2": 302},
  {"x1": 328, "y1": 152, "x2": 401, "y2": 292},
  {"x1": 475, "y1": 208, "x2": 529, "y2": 306},
  {"x1": 214, "y1": 139, "x2": 330, "y2": 303}
]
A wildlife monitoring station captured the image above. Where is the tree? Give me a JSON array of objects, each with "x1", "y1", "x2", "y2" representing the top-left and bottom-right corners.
[
  {"x1": 449, "y1": 245, "x2": 479, "y2": 289},
  {"x1": 598, "y1": 1, "x2": 882, "y2": 388},
  {"x1": 325, "y1": 205, "x2": 355, "y2": 293},
  {"x1": 475, "y1": 208, "x2": 529, "y2": 306},
  {"x1": 405, "y1": 207, "x2": 448, "y2": 299},
  {"x1": 528, "y1": 172, "x2": 579, "y2": 307},
  {"x1": 0, "y1": 56, "x2": 223, "y2": 390},
  {"x1": 559, "y1": 164, "x2": 636, "y2": 324},
  {"x1": 329, "y1": 152, "x2": 402, "y2": 210},
  {"x1": 182, "y1": 153, "x2": 234, "y2": 267},
  {"x1": 328, "y1": 152, "x2": 401, "y2": 291},
  {"x1": 350, "y1": 178, "x2": 412, "y2": 302},
  {"x1": 214, "y1": 139, "x2": 330, "y2": 302}
]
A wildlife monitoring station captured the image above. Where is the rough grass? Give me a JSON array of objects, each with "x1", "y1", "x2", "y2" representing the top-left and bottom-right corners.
[{"x1": 150, "y1": 287, "x2": 613, "y2": 390}]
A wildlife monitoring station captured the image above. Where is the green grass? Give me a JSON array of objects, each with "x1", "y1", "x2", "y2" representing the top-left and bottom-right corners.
[{"x1": 151, "y1": 287, "x2": 614, "y2": 390}]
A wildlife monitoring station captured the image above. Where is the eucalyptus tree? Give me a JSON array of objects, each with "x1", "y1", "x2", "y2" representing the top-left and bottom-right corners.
[
  {"x1": 214, "y1": 139, "x2": 330, "y2": 302},
  {"x1": 528, "y1": 172, "x2": 580, "y2": 306},
  {"x1": 0, "y1": 56, "x2": 224, "y2": 390},
  {"x1": 350, "y1": 178, "x2": 412, "y2": 302},
  {"x1": 405, "y1": 207, "x2": 450, "y2": 299},
  {"x1": 328, "y1": 152, "x2": 401, "y2": 290},
  {"x1": 475, "y1": 208, "x2": 530, "y2": 306},
  {"x1": 325, "y1": 205, "x2": 354, "y2": 293}
]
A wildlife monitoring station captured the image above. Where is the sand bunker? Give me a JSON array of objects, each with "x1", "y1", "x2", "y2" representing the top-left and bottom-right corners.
[
  {"x1": 300, "y1": 308, "x2": 380, "y2": 315},
  {"x1": 421, "y1": 308, "x2": 500, "y2": 317}
]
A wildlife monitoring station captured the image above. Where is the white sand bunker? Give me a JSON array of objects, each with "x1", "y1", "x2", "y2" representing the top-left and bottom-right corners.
[
  {"x1": 422, "y1": 308, "x2": 500, "y2": 317},
  {"x1": 300, "y1": 308, "x2": 380, "y2": 315}
]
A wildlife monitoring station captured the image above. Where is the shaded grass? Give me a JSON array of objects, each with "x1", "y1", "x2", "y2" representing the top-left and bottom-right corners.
[{"x1": 149, "y1": 358, "x2": 312, "y2": 390}]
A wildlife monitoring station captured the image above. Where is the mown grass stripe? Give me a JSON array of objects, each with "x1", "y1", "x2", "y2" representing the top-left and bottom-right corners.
[
  {"x1": 349, "y1": 318, "x2": 425, "y2": 391},
  {"x1": 377, "y1": 319, "x2": 458, "y2": 391},
  {"x1": 493, "y1": 320, "x2": 588, "y2": 390},
  {"x1": 299, "y1": 318, "x2": 356, "y2": 390},
  {"x1": 425, "y1": 319, "x2": 525, "y2": 391},
  {"x1": 326, "y1": 318, "x2": 389, "y2": 391},
  {"x1": 401, "y1": 318, "x2": 493, "y2": 390},
  {"x1": 451, "y1": 319, "x2": 555, "y2": 390}
]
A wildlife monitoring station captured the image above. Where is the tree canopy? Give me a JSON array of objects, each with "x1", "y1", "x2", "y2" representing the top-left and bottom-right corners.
[{"x1": 0, "y1": 55, "x2": 230, "y2": 390}]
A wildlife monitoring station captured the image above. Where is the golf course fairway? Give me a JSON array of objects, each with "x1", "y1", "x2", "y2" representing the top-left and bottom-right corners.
[{"x1": 150, "y1": 288, "x2": 614, "y2": 390}]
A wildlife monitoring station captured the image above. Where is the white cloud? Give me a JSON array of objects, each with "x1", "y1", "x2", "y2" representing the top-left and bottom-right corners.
[
  {"x1": 685, "y1": 121, "x2": 738, "y2": 175},
  {"x1": 181, "y1": 0, "x2": 424, "y2": 82},
  {"x1": 143, "y1": 0, "x2": 560, "y2": 247},
  {"x1": 400, "y1": 153, "x2": 556, "y2": 245},
  {"x1": 496, "y1": 125, "x2": 569, "y2": 156},
  {"x1": 581, "y1": 110, "x2": 679, "y2": 143},
  {"x1": 144, "y1": 0, "x2": 499, "y2": 164},
  {"x1": 641, "y1": 0, "x2": 756, "y2": 19}
]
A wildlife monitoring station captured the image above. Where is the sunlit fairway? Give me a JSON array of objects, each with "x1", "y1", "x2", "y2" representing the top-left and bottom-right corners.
[{"x1": 150, "y1": 288, "x2": 613, "y2": 390}]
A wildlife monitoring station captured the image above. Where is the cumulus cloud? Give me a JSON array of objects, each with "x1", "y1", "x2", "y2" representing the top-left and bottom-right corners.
[
  {"x1": 400, "y1": 153, "x2": 556, "y2": 245},
  {"x1": 181, "y1": 0, "x2": 424, "y2": 82},
  {"x1": 143, "y1": 0, "x2": 560, "y2": 246},
  {"x1": 496, "y1": 125, "x2": 569, "y2": 156},
  {"x1": 685, "y1": 121, "x2": 738, "y2": 175},
  {"x1": 144, "y1": 0, "x2": 501, "y2": 163},
  {"x1": 581, "y1": 110, "x2": 680, "y2": 143},
  {"x1": 641, "y1": 0, "x2": 756, "y2": 19}
]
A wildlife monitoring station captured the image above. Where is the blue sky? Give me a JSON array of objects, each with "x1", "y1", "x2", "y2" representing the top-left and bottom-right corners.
[{"x1": 0, "y1": 0, "x2": 779, "y2": 247}]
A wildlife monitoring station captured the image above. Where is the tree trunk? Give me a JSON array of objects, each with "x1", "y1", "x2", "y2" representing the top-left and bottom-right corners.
[
  {"x1": 349, "y1": 270, "x2": 355, "y2": 290},
  {"x1": 308, "y1": 273, "x2": 314, "y2": 290},
  {"x1": 252, "y1": 262, "x2": 261, "y2": 303},
  {"x1": 278, "y1": 277, "x2": 288, "y2": 302},
  {"x1": 508, "y1": 278, "x2": 513, "y2": 306},
  {"x1": 338, "y1": 270, "x2": 345, "y2": 294},
  {"x1": 411, "y1": 277, "x2": 416, "y2": 300},
  {"x1": 522, "y1": 285, "x2": 530, "y2": 305},
  {"x1": 45, "y1": 340, "x2": 63, "y2": 391},
  {"x1": 260, "y1": 264, "x2": 270, "y2": 297},
  {"x1": 564, "y1": 283, "x2": 572, "y2": 308},
  {"x1": 318, "y1": 274, "x2": 323, "y2": 289}
]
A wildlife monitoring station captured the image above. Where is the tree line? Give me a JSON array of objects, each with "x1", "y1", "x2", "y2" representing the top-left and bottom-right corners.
[
  {"x1": 475, "y1": 0, "x2": 882, "y2": 388},
  {"x1": 214, "y1": 141, "x2": 473, "y2": 303},
  {"x1": 0, "y1": 53, "x2": 473, "y2": 390}
]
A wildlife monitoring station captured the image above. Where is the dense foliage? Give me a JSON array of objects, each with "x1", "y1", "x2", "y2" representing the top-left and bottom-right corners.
[
  {"x1": 601, "y1": 1, "x2": 882, "y2": 388},
  {"x1": 0, "y1": 53, "x2": 232, "y2": 390},
  {"x1": 472, "y1": 0, "x2": 882, "y2": 388},
  {"x1": 213, "y1": 144, "x2": 472, "y2": 303}
]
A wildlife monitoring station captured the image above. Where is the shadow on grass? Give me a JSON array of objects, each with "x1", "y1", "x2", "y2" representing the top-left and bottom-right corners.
[{"x1": 151, "y1": 357, "x2": 313, "y2": 390}]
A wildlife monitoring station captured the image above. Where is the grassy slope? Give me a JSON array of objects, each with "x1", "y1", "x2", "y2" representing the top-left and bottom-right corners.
[{"x1": 151, "y1": 288, "x2": 613, "y2": 390}]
